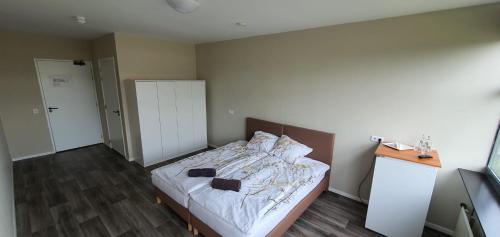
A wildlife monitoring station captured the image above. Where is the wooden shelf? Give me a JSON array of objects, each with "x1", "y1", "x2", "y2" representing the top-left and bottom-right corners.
[{"x1": 375, "y1": 143, "x2": 441, "y2": 168}]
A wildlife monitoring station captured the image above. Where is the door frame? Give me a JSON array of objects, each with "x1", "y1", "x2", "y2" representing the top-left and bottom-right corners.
[
  {"x1": 97, "y1": 57, "x2": 127, "y2": 157},
  {"x1": 34, "y1": 58, "x2": 104, "y2": 152}
]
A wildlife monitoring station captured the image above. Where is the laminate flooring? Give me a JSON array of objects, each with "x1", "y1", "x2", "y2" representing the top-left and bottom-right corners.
[{"x1": 13, "y1": 144, "x2": 450, "y2": 237}]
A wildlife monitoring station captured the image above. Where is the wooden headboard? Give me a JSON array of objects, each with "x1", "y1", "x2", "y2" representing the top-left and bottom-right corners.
[
  {"x1": 245, "y1": 118, "x2": 284, "y2": 140},
  {"x1": 246, "y1": 118, "x2": 335, "y2": 166}
]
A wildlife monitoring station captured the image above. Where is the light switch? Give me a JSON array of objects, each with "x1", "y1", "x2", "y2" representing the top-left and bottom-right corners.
[
  {"x1": 228, "y1": 109, "x2": 235, "y2": 115},
  {"x1": 32, "y1": 108, "x2": 40, "y2": 115}
]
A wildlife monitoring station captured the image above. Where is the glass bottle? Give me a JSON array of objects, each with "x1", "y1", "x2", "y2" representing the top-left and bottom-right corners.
[
  {"x1": 418, "y1": 134, "x2": 426, "y2": 154},
  {"x1": 425, "y1": 136, "x2": 432, "y2": 153}
]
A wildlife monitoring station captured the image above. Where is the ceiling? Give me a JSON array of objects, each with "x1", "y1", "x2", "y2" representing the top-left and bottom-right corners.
[{"x1": 0, "y1": 0, "x2": 498, "y2": 43}]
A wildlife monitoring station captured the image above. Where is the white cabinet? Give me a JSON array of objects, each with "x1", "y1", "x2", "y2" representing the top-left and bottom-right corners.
[
  {"x1": 365, "y1": 145, "x2": 441, "y2": 237},
  {"x1": 135, "y1": 81, "x2": 163, "y2": 164},
  {"x1": 157, "y1": 81, "x2": 179, "y2": 158},
  {"x1": 175, "y1": 82, "x2": 196, "y2": 154},
  {"x1": 135, "y1": 80, "x2": 207, "y2": 167}
]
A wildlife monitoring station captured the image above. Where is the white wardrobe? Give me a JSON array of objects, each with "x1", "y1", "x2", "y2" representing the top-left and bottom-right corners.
[{"x1": 134, "y1": 80, "x2": 207, "y2": 167}]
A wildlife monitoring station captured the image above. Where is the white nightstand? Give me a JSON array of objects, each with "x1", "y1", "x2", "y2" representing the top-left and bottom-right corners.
[{"x1": 365, "y1": 144, "x2": 441, "y2": 237}]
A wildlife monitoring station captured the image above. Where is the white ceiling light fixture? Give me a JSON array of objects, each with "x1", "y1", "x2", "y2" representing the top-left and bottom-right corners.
[{"x1": 166, "y1": 0, "x2": 201, "y2": 14}]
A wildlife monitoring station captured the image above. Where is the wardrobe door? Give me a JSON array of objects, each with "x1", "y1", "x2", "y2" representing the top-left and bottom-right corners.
[
  {"x1": 175, "y1": 81, "x2": 195, "y2": 154},
  {"x1": 135, "y1": 81, "x2": 162, "y2": 166},
  {"x1": 192, "y1": 81, "x2": 207, "y2": 149},
  {"x1": 157, "y1": 81, "x2": 179, "y2": 159}
]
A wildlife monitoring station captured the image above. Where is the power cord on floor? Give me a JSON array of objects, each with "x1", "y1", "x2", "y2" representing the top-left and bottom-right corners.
[{"x1": 357, "y1": 139, "x2": 381, "y2": 203}]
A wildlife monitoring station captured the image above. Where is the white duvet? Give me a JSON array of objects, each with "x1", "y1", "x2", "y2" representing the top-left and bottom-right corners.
[
  {"x1": 151, "y1": 141, "x2": 268, "y2": 196},
  {"x1": 189, "y1": 155, "x2": 330, "y2": 235}
]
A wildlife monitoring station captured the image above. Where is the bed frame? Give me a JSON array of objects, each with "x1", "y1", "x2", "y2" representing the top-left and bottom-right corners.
[{"x1": 155, "y1": 117, "x2": 335, "y2": 236}]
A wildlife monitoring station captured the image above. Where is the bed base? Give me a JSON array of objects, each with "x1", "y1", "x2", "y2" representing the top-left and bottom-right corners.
[
  {"x1": 154, "y1": 187, "x2": 191, "y2": 231},
  {"x1": 190, "y1": 174, "x2": 330, "y2": 237}
]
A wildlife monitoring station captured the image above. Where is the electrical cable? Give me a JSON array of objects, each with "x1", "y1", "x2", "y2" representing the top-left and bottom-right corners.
[{"x1": 357, "y1": 139, "x2": 381, "y2": 203}]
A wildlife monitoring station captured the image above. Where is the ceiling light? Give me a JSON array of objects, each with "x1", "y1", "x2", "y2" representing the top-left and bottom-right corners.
[
  {"x1": 73, "y1": 16, "x2": 86, "y2": 24},
  {"x1": 166, "y1": 0, "x2": 201, "y2": 14},
  {"x1": 235, "y1": 22, "x2": 247, "y2": 27}
]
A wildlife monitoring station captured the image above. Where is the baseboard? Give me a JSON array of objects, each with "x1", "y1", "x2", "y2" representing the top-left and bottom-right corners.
[
  {"x1": 139, "y1": 146, "x2": 208, "y2": 167},
  {"x1": 328, "y1": 186, "x2": 369, "y2": 204},
  {"x1": 327, "y1": 186, "x2": 454, "y2": 236},
  {"x1": 12, "y1": 151, "x2": 55, "y2": 161},
  {"x1": 425, "y1": 221, "x2": 454, "y2": 236},
  {"x1": 127, "y1": 156, "x2": 135, "y2": 162},
  {"x1": 208, "y1": 143, "x2": 219, "y2": 148}
]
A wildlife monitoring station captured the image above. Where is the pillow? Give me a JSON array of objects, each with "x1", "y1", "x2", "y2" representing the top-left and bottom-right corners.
[
  {"x1": 246, "y1": 131, "x2": 279, "y2": 153},
  {"x1": 269, "y1": 135, "x2": 313, "y2": 164}
]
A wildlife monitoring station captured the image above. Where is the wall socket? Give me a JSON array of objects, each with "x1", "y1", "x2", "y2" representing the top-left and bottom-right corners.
[{"x1": 370, "y1": 135, "x2": 384, "y2": 143}]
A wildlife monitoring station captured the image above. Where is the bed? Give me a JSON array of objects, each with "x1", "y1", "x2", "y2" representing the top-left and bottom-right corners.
[
  {"x1": 153, "y1": 117, "x2": 335, "y2": 236},
  {"x1": 152, "y1": 140, "x2": 268, "y2": 229}
]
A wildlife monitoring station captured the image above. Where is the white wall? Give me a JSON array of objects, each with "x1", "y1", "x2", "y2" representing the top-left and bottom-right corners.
[
  {"x1": 197, "y1": 3, "x2": 500, "y2": 231},
  {"x1": 0, "y1": 117, "x2": 16, "y2": 236}
]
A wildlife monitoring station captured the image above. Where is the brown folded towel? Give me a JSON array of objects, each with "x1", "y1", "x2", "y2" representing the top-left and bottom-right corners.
[
  {"x1": 188, "y1": 168, "x2": 216, "y2": 177},
  {"x1": 211, "y1": 178, "x2": 241, "y2": 192}
]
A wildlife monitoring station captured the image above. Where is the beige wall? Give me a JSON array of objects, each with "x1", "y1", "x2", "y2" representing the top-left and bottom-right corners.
[
  {"x1": 113, "y1": 33, "x2": 197, "y2": 160},
  {"x1": 197, "y1": 3, "x2": 500, "y2": 231},
  {"x1": 0, "y1": 31, "x2": 92, "y2": 159},
  {"x1": 0, "y1": 118, "x2": 15, "y2": 236},
  {"x1": 0, "y1": 31, "x2": 196, "y2": 162}
]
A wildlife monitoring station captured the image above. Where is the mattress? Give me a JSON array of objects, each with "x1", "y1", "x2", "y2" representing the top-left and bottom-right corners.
[
  {"x1": 152, "y1": 173, "x2": 190, "y2": 207},
  {"x1": 189, "y1": 157, "x2": 330, "y2": 237},
  {"x1": 151, "y1": 140, "x2": 267, "y2": 208}
]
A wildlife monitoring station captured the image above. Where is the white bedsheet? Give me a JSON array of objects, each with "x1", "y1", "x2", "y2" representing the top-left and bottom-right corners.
[
  {"x1": 189, "y1": 156, "x2": 330, "y2": 236},
  {"x1": 151, "y1": 140, "x2": 268, "y2": 207}
]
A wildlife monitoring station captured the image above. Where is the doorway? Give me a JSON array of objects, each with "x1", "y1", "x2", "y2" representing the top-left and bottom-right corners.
[
  {"x1": 36, "y1": 59, "x2": 103, "y2": 152},
  {"x1": 98, "y1": 58, "x2": 126, "y2": 157}
]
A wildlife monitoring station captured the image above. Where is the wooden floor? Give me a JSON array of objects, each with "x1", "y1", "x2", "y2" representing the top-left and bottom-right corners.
[{"x1": 14, "y1": 144, "x2": 449, "y2": 237}]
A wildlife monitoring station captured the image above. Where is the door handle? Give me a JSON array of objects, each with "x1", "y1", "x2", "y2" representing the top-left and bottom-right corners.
[
  {"x1": 113, "y1": 110, "x2": 120, "y2": 116},
  {"x1": 48, "y1": 107, "x2": 59, "y2": 113}
]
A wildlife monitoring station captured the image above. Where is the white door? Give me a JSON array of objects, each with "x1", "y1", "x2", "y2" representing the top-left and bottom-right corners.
[
  {"x1": 157, "y1": 81, "x2": 179, "y2": 158},
  {"x1": 191, "y1": 81, "x2": 207, "y2": 149},
  {"x1": 135, "y1": 81, "x2": 163, "y2": 166},
  {"x1": 175, "y1": 81, "x2": 195, "y2": 154},
  {"x1": 98, "y1": 58, "x2": 126, "y2": 157},
  {"x1": 36, "y1": 59, "x2": 103, "y2": 152}
]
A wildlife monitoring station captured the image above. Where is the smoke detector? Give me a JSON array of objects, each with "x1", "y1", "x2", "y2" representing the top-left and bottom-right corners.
[
  {"x1": 73, "y1": 16, "x2": 86, "y2": 24},
  {"x1": 166, "y1": 0, "x2": 201, "y2": 14}
]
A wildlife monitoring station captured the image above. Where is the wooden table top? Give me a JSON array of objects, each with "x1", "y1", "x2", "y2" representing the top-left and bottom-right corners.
[{"x1": 375, "y1": 143, "x2": 441, "y2": 168}]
